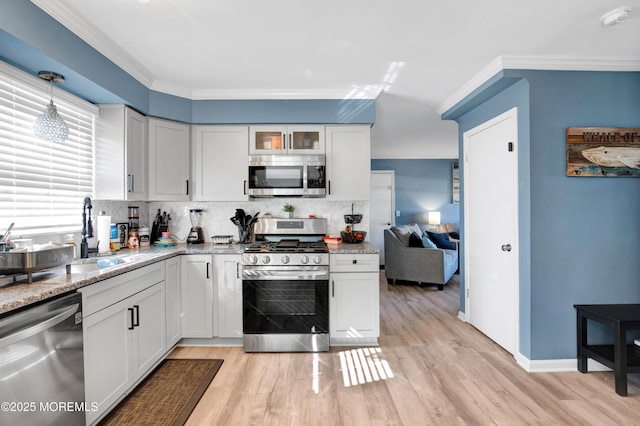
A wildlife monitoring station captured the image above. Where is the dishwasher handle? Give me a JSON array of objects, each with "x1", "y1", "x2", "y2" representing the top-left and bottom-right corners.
[{"x1": 0, "y1": 303, "x2": 80, "y2": 349}]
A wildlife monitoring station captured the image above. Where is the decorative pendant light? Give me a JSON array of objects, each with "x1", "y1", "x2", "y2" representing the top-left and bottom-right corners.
[{"x1": 33, "y1": 71, "x2": 69, "y2": 143}]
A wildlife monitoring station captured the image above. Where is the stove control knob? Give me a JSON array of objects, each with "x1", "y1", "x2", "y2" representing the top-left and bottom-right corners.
[
  {"x1": 313, "y1": 255, "x2": 323, "y2": 265},
  {"x1": 300, "y1": 255, "x2": 309, "y2": 264},
  {"x1": 261, "y1": 256, "x2": 271, "y2": 264},
  {"x1": 248, "y1": 255, "x2": 258, "y2": 265},
  {"x1": 281, "y1": 255, "x2": 290, "y2": 264}
]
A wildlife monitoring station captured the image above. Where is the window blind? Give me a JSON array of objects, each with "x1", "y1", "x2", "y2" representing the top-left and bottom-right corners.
[{"x1": 0, "y1": 62, "x2": 97, "y2": 235}]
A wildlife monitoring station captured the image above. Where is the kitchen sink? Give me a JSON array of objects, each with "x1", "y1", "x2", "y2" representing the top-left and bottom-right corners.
[{"x1": 67, "y1": 253, "x2": 155, "y2": 274}]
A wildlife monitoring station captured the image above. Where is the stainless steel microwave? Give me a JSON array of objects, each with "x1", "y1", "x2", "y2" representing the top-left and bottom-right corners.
[{"x1": 248, "y1": 155, "x2": 326, "y2": 198}]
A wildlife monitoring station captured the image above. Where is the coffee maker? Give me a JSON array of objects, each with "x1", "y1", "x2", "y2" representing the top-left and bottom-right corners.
[{"x1": 187, "y1": 209, "x2": 205, "y2": 244}]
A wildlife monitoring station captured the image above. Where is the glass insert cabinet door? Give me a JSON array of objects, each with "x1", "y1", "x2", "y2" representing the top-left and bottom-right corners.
[{"x1": 249, "y1": 125, "x2": 325, "y2": 154}]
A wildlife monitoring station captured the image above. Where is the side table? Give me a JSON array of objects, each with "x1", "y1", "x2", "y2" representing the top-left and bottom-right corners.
[{"x1": 574, "y1": 304, "x2": 640, "y2": 396}]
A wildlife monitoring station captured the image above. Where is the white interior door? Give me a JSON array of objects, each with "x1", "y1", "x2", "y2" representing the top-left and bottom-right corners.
[
  {"x1": 464, "y1": 107, "x2": 519, "y2": 355},
  {"x1": 370, "y1": 171, "x2": 395, "y2": 265}
]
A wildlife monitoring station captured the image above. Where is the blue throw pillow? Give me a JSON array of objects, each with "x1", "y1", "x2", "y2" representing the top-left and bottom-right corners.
[
  {"x1": 421, "y1": 232, "x2": 437, "y2": 248},
  {"x1": 408, "y1": 232, "x2": 423, "y2": 247},
  {"x1": 426, "y1": 231, "x2": 455, "y2": 250}
]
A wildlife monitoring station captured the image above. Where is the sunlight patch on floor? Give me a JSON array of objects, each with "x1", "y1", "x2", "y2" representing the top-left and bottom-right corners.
[{"x1": 338, "y1": 347, "x2": 393, "y2": 387}]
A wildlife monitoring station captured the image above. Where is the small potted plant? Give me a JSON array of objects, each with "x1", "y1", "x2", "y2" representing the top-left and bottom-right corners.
[{"x1": 283, "y1": 203, "x2": 295, "y2": 218}]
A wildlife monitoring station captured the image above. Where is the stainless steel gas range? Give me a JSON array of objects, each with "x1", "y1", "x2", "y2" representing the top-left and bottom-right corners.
[{"x1": 241, "y1": 218, "x2": 329, "y2": 352}]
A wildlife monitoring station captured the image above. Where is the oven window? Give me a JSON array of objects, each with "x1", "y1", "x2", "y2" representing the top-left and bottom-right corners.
[
  {"x1": 243, "y1": 280, "x2": 329, "y2": 334},
  {"x1": 249, "y1": 166, "x2": 303, "y2": 189},
  {"x1": 256, "y1": 285, "x2": 316, "y2": 315}
]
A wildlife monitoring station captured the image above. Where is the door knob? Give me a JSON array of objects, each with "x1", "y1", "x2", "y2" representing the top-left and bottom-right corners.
[{"x1": 501, "y1": 244, "x2": 512, "y2": 252}]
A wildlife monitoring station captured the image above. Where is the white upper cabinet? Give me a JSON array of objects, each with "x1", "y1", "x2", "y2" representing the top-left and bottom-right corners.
[
  {"x1": 192, "y1": 125, "x2": 249, "y2": 201},
  {"x1": 325, "y1": 125, "x2": 371, "y2": 201},
  {"x1": 249, "y1": 125, "x2": 325, "y2": 155},
  {"x1": 95, "y1": 105, "x2": 148, "y2": 200},
  {"x1": 148, "y1": 118, "x2": 190, "y2": 201}
]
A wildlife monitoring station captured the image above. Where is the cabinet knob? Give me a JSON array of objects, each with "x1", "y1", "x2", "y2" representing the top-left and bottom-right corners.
[{"x1": 352, "y1": 259, "x2": 357, "y2": 264}]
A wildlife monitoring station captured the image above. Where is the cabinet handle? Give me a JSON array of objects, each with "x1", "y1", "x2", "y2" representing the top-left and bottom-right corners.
[
  {"x1": 352, "y1": 259, "x2": 357, "y2": 264},
  {"x1": 236, "y1": 262, "x2": 240, "y2": 279},
  {"x1": 185, "y1": 180, "x2": 189, "y2": 195},
  {"x1": 206, "y1": 262, "x2": 210, "y2": 279},
  {"x1": 332, "y1": 280, "x2": 335, "y2": 298},
  {"x1": 130, "y1": 174, "x2": 135, "y2": 193},
  {"x1": 283, "y1": 133, "x2": 287, "y2": 151},
  {"x1": 127, "y1": 174, "x2": 132, "y2": 193},
  {"x1": 289, "y1": 133, "x2": 292, "y2": 150},
  {"x1": 133, "y1": 305, "x2": 140, "y2": 327},
  {"x1": 128, "y1": 308, "x2": 135, "y2": 330},
  {"x1": 243, "y1": 180, "x2": 247, "y2": 195},
  {"x1": 328, "y1": 181, "x2": 331, "y2": 195}
]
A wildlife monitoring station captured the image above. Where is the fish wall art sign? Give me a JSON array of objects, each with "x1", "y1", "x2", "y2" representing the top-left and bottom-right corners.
[{"x1": 566, "y1": 127, "x2": 640, "y2": 177}]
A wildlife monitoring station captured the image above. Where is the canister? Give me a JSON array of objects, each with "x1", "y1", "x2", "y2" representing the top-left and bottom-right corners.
[{"x1": 138, "y1": 226, "x2": 150, "y2": 247}]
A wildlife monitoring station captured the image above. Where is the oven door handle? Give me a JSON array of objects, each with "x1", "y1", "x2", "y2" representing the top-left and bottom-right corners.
[{"x1": 242, "y1": 269, "x2": 329, "y2": 281}]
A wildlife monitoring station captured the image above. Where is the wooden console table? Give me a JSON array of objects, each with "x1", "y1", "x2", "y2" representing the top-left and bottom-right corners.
[{"x1": 574, "y1": 304, "x2": 640, "y2": 396}]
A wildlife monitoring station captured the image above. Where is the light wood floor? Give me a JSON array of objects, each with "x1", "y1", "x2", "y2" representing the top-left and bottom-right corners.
[{"x1": 170, "y1": 273, "x2": 640, "y2": 425}]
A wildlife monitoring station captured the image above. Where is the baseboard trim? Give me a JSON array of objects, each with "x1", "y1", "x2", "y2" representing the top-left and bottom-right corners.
[
  {"x1": 515, "y1": 352, "x2": 611, "y2": 372},
  {"x1": 457, "y1": 310, "x2": 467, "y2": 322},
  {"x1": 178, "y1": 337, "x2": 242, "y2": 347},
  {"x1": 330, "y1": 337, "x2": 379, "y2": 347}
]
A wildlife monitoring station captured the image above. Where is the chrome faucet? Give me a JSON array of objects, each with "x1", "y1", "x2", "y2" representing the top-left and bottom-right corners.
[{"x1": 80, "y1": 197, "x2": 98, "y2": 258}]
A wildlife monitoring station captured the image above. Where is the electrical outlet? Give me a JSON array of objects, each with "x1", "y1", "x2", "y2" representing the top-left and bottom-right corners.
[{"x1": 395, "y1": 210, "x2": 400, "y2": 217}]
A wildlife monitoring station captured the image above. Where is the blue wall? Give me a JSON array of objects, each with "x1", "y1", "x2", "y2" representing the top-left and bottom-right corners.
[
  {"x1": 445, "y1": 69, "x2": 640, "y2": 360},
  {"x1": 0, "y1": 0, "x2": 375, "y2": 125},
  {"x1": 371, "y1": 159, "x2": 460, "y2": 229}
]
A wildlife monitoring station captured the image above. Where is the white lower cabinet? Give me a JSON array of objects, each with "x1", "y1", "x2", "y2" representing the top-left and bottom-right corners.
[
  {"x1": 181, "y1": 255, "x2": 213, "y2": 338},
  {"x1": 129, "y1": 284, "x2": 166, "y2": 379},
  {"x1": 214, "y1": 254, "x2": 243, "y2": 338},
  {"x1": 329, "y1": 254, "x2": 380, "y2": 343},
  {"x1": 81, "y1": 263, "x2": 166, "y2": 425},
  {"x1": 83, "y1": 295, "x2": 130, "y2": 425},
  {"x1": 165, "y1": 256, "x2": 182, "y2": 348}
]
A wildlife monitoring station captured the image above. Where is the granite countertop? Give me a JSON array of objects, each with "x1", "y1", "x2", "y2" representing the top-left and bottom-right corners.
[
  {"x1": 0, "y1": 241, "x2": 379, "y2": 315},
  {"x1": 327, "y1": 241, "x2": 380, "y2": 254}
]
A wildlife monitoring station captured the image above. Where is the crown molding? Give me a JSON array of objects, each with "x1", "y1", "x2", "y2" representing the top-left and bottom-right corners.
[
  {"x1": 438, "y1": 55, "x2": 640, "y2": 116},
  {"x1": 151, "y1": 79, "x2": 381, "y2": 100},
  {"x1": 31, "y1": 0, "x2": 155, "y2": 88},
  {"x1": 189, "y1": 88, "x2": 380, "y2": 100}
]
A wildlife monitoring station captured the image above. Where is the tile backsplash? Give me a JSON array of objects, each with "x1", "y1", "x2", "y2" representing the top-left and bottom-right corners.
[
  {"x1": 19, "y1": 199, "x2": 369, "y2": 247},
  {"x1": 96, "y1": 199, "x2": 369, "y2": 244}
]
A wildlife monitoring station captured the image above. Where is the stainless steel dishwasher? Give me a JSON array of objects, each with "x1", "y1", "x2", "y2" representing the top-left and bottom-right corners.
[{"x1": 0, "y1": 292, "x2": 85, "y2": 426}]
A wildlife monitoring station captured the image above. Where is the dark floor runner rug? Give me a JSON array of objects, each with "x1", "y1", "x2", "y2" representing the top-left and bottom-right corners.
[{"x1": 100, "y1": 359, "x2": 223, "y2": 426}]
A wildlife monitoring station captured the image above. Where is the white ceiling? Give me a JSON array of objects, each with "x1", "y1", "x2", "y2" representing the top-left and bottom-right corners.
[{"x1": 32, "y1": 0, "x2": 640, "y2": 159}]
